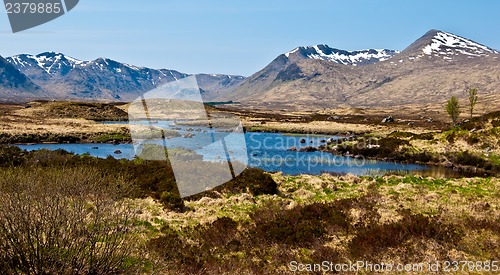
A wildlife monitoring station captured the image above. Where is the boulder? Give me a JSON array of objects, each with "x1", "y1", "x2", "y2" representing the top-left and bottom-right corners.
[
  {"x1": 327, "y1": 116, "x2": 340, "y2": 120},
  {"x1": 382, "y1": 116, "x2": 395, "y2": 123},
  {"x1": 114, "y1": 150, "x2": 122, "y2": 154},
  {"x1": 299, "y1": 146, "x2": 318, "y2": 152},
  {"x1": 443, "y1": 161, "x2": 454, "y2": 168},
  {"x1": 182, "y1": 133, "x2": 195, "y2": 138}
]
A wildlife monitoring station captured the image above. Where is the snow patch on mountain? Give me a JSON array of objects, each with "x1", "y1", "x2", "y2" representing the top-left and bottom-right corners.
[
  {"x1": 284, "y1": 47, "x2": 300, "y2": 57},
  {"x1": 7, "y1": 53, "x2": 156, "y2": 76},
  {"x1": 422, "y1": 31, "x2": 499, "y2": 57},
  {"x1": 7, "y1": 52, "x2": 86, "y2": 75},
  {"x1": 285, "y1": 45, "x2": 399, "y2": 65}
]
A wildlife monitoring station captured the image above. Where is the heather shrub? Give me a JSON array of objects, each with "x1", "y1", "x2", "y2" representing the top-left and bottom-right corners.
[
  {"x1": 349, "y1": 210, "x2": 463, "y2": 260},
  {"x1": 250, "y1": 202, "x2": 351, "y2": 247}
]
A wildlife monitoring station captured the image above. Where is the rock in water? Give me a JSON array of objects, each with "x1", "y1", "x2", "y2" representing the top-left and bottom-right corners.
[{"x1": 299, "y1": 146, "x2": 318, "y2": 152}]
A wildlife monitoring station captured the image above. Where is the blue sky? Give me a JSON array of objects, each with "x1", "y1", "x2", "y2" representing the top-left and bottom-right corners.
[{"x1": 1, "y1": 0, "x2": 499, "y2": 76}]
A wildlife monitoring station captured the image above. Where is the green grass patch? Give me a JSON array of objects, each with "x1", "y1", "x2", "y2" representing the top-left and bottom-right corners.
[{"x1": 93, "y1": 132, "x2": 131, "y2": 143}]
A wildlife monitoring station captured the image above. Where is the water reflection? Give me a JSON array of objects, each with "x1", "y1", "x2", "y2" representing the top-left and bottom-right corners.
[{"x1": 16, "y1": 132, "x2": 463, "y2": 178}]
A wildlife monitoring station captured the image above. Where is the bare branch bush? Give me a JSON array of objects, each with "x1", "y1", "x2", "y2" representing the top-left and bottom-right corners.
[{"x1": 0, "y1": 167, "x2": 137, "y2": 274}]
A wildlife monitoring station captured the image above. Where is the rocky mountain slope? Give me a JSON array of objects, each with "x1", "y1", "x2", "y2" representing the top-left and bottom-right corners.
[
  {"x1": 0, "y1": 55, "x2": 46, "y2": 102},
  {"x1": 220, "y1": 30, "x2": 500, "y2": 111}
]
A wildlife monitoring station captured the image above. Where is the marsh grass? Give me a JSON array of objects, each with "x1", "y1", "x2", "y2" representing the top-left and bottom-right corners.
[{"x1": 143, "y1": 173, "x2": 499, "y2": 274}]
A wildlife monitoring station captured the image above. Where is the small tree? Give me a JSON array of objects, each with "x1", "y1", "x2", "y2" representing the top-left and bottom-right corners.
[
  {"x1": 466, "y1": 87, "x2": 478, "y2": 119},
  {"x1": 446, "y1": 96, "x2": 460, "y2": 126}
]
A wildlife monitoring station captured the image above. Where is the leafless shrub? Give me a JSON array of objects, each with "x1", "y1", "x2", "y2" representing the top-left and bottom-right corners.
[{"x1": 0, "y1": 167, "x2": 137, "y2": 274}]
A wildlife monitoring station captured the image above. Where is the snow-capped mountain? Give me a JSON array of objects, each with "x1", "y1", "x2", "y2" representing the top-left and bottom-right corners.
[
  {"x1": 8, "y1": 52, "x2": 86, "y2": 76},
  {"x1": 2, "y1": 29, "x2": 499, "y2": 108},
  {"x1": 218, "y1": 45, "x2": 400, "y2": 100},
  {"x1": 284, "y1": 45, "x2": 399, "y2": 65},
  {"x1": 7, "y1": 52, "x2": 187, "y2": 82},
  {"x1": 6, "y1": 52, "x2": 245, "y2": 101},
  {"x1": 221, "y1": 29, "x2": 500, "y2": 110}
]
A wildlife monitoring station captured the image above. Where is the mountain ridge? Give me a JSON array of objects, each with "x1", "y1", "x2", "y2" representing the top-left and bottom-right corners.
[
  {"x1": 5, "y1": 52, "x2": 245, "y2": 102},
  {"x1": 284, "y1": 44, "x2": 399, "y2": 65},
  {"x1": 218, "y1": 29, "x2": 500, "y2": 110}
]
